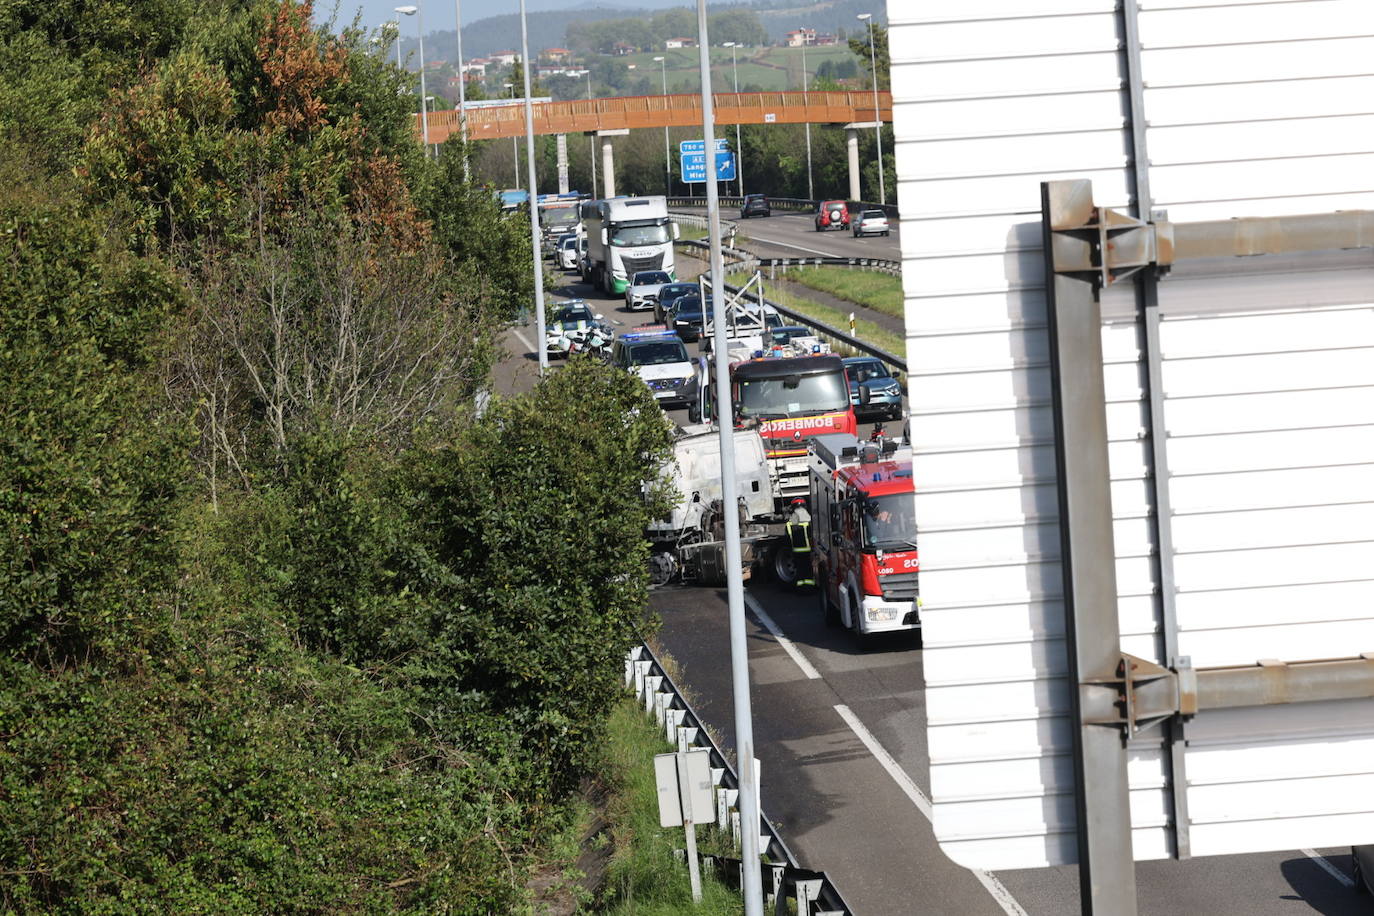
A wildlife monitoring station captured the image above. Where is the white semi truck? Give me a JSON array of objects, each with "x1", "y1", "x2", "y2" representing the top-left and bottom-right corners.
[{"x1": 580, "y1": 196, "x2": 679, "y2": 296}]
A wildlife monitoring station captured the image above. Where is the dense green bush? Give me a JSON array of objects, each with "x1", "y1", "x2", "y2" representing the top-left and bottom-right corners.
[{"x1": 1, "y1": 1, "x2": 674, "y2": 909}]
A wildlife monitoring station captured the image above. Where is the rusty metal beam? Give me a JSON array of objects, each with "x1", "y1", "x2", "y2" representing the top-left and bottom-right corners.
[
  {"x1": 1171, "y1": 211, "x2": 1374, "y2": 260},
  {"x1": 1194, "y1": 654, "x2": 1374, "y2": 710}
]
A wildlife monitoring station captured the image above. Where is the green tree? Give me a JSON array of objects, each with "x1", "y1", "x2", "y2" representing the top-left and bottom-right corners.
[{"x1": 848, "y1": 21, "x2": 890, "y2": 90}]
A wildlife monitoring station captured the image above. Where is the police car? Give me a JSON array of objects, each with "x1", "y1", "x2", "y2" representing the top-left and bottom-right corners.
[{"x1": 609, "y1": 327, "x2": 699, "y2": 409}]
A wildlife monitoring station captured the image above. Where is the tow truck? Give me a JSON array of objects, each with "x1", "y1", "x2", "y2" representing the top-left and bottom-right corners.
[{"x1": 807, "y1": 429, "x2": 920, "y2": 645}]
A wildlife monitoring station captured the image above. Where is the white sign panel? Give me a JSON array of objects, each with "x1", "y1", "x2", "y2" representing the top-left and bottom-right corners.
[
  {"x1": 891, "y1": 0, "x2": 1374, "y2": 871},
  {"x1": 654, "y1": 749, "x2": 714, "y2": 828}
]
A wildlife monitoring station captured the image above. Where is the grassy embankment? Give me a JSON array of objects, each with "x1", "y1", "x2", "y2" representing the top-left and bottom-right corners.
[
  {"x1": 727, "y1": 266, "x2": 906, "y2": 359},
  {"x1": 596, "y1": 697, "x2": 744, "y2": 914}
]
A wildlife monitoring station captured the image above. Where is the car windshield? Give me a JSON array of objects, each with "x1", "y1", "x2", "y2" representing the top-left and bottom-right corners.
[
  {"x1": 672, "y1": 299, "x2": 703, "y2": 320},
  {"x1": 862, "y1": 493, "x2": 917, "y2": 549},
  {"x1": 544, "y1": 208, "x2": 579, "y2": 227},
  {"x1": 737, "y1": 370, "x2": 849, "y2": 417},
  {"x1": 560, "y1": 237, "x2": 577, "y2": 249},
  {"x1": 846, "y1": 360, "x2": 891, "y2": 383},
  {"x1": 552, "y1": 306, "x2": 593, "y2": 324},
  {"x1": 660, "y1": 284, "x2": 695, "y2": 300},
  {"x1": 612, "y1": 223, "x2": 670, "y2": 247},
  {"x1": 634, "y1": 271, "x2": 672, "y2": 286},
  {"x1": 628, "y1": 341, "x2": 689, "y2": 366}
]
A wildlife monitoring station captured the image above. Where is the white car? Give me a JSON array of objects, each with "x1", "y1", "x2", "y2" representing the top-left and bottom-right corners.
[
  {"x1": 609, "y1": 329, "x2": 699, "y2": 409},
  {"x1": 557, "y1": 234, "x2": 579, "y2": 270},
  {"x1": 625, "y1": 270, "x2": 674, "y2": 311},
  {"x1": 852, "y1": 209, "x2": 890, "y2": 238}
]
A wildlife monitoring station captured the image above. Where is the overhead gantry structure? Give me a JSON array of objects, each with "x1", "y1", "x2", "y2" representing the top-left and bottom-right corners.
[{"x1": 415, "y1": 90, "x2": 893, "y2": 199}]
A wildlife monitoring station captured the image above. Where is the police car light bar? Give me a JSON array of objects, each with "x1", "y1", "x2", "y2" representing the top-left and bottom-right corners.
[{"x1": 620, "y1": 326, "x2": 677, "y2": 341}]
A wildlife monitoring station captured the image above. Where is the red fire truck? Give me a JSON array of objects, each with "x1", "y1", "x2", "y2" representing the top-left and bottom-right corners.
[
  {"x1": 807, "y1": 430, "x2": 920, "y2": 645},
  {"x1": 693, "y1": 352, "x2": 857, "y2": 509}
]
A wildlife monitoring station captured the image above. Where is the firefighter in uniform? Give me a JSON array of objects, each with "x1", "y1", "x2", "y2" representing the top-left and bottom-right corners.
[{"x1": 785, "y1": 497, "x2": 813, "y2": 587}]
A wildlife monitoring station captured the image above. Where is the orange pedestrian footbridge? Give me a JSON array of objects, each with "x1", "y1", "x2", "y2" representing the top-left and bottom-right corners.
[{"x1": 414, "y1": 90, "x2": 892, "y2": 143}]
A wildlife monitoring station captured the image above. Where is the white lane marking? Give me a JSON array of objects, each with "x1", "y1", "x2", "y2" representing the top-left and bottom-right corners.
[
  {"x1": 1301, "y1": 848, "x2": 1354, "y2": 888},
  {"x1": 744, "y1": 592, "x2": 820, "y2": 680},
  {"x1": 834, "y1": 703, "x2": 1029, "y2": 916},
  {"x1": 512, "y1": 328, "x2": 535, "y2": 353},
  {"x1": 743, "y1": 234, "x2": 843, "y2": 258}
]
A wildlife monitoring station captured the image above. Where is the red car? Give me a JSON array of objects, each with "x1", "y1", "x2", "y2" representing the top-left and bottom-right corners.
[{"x1": 814, "y1": 200, "x2": 850, "y2": 231}]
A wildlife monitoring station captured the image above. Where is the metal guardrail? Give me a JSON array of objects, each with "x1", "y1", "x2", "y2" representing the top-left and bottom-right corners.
[
  {"x1": 669, "y1": 196, "x2": 900, "y2": 220},
  {"x1": 626, "y1": 642, "x2": 853, "y2": 915}
]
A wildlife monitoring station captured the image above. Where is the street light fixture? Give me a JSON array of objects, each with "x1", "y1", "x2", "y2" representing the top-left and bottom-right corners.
[
  {"x1": 723, "y1": 41, "x2": 744, "y2": 197},
  {"x1": 653, "y1": 55, "x2": 670, "y2": 196},
  {"x1": 798, "y1": 27, "x2": 813, "y2": 201},
  {"x1": 857, "y1": 12, "x2": 886, "y2": 205},
  {"x1": 395, "y1": 5, "x2": 428, "y2": 153}
]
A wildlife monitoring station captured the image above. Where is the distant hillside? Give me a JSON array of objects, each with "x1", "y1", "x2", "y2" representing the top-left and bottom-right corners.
[
  {"x1": 393, "y1": 0, "x2": 885, "y2": 67},
  {"x1": 754, "y1": 0, "x2": 886, "y2": 41},
  {"x1": 398, "y1": 7, "x2": 646, "y2": 64}
]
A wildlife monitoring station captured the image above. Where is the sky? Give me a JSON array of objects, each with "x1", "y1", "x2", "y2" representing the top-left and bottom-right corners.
[{"x1": 319, "y1": 0, "x2": 689, "y2": 32}]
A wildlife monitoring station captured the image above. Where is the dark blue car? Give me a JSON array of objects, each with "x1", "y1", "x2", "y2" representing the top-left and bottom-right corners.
[{"x1": 843, "y1": 356, "x2": 903, "y2": 421}]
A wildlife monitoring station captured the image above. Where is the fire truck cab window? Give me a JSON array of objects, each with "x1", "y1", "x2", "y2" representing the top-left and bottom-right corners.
[
  {"x1": 737, "y1": 372, "x2": 847, "y2": 416},
  {"x1": 863, "y1": 494, "x2": 915, "y2": 549}
]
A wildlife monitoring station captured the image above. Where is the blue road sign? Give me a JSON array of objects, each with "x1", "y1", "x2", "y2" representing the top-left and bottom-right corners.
[{"x1": 679, "y1": 138, "x2": 737, "y2": 183}]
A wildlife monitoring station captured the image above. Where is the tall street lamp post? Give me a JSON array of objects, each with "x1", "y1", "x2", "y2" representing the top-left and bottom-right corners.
[
  {"x1": 395, "y1": 5, "x2": 428, "y2": 153},
  {"x1": 453, "y1": 0, "x2": 469, "y2": 177},
  {"x1": 586, "y1": 71, "x2": 598, "y2": 196},
  {"x1": 653, "y1": 55, "x2": 671, "y2": 196},
  {"x1": 385, "y1": 20, "x2": 400, "y2": 68},
  {"x1": 723, "y1": 41, "x2": 744, "y2": 198},
  {"x1": 798, "y1": 29, "x2": 813, "y2": 200},
  {"x1": 518, "y1": 0, "x2": 548, "y2": 375},
  {"x1": 693, "y1": 5, "x2": 763, "y2": 912},
  {"x1": 505, "y1": 82, "x2": 518, "y2": 188},
  {"x1": 857, "y1": 12, "x2": 886, "y2": 205}
]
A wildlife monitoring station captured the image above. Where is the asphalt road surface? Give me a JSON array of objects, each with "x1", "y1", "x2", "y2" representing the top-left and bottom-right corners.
[
  {"x1": 502, "y1": 242, "x2": 1370, "y2": 916},
  {"x1": 711, "y1": 206, "x2": 902, "y2": 263}
]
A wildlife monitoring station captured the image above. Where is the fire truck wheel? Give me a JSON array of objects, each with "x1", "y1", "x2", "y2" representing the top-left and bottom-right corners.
[{"x1": 818, "y1": 584, "x2": 840, "y2": 627}]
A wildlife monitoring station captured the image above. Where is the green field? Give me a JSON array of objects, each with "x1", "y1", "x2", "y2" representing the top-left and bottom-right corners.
[{"x1": 620, "y1": 45, "x2": 857, "y2": 94}]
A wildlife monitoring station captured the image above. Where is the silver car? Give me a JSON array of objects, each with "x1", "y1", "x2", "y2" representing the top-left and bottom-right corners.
[
  {"x1": 852, "y1": 209, "x2": 891, "y2": 238},
  {"x1": 625, "y1": 270, "x2": 673, "y2": 311}
]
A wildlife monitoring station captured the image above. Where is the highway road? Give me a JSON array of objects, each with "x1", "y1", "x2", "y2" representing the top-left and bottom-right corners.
[
  {"x1": 701, "y1": 205, "x2": 903, "y2": 264},
  {"x1": 498, "y1": 234, "x2": 1371, "y2": 915}
]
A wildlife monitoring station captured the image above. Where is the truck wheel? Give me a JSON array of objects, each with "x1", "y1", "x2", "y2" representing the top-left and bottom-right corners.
[{"x1": 770, "y1": 544, "x2": 799, "y2": 588}]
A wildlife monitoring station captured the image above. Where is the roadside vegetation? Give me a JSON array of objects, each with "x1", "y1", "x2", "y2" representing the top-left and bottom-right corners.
[
  {"x1": 726, "y1": 269, "x2": 906, "y2": 359},
  {"x1": 0, "y1": 1, "x2": 676, "y2": 911},
  {"x1": 781, "y1": 266, "x2": 904, "y2": 320},
  {"x1": 600, "y1": 699, "x2": 744, "y2": 915}
]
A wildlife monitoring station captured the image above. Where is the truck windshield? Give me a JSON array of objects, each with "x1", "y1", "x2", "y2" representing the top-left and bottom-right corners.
[
  {"x1": 544, "y1": 207, "x2": 579, "y2": 227},
  {"x1": 862, "y1": 493, "x2": 916, "y2": 549},
  {"x1": 736, "y1": 370, "x2": 848, "y2": 417},
  {"x1": 629, "y1": 342, "x2": 689, "y2": 365},
  {"x1": 612, "y1": 223, "x2": 670, "y2": 247}
]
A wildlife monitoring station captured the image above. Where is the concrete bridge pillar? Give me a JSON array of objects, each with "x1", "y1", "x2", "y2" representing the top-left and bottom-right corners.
[
  {"x1": 845, "y1": 128, "x2": 861, "y2": 202},
  {"x1": 844, "y1": 121, "x2": 882, "y2": 203},
  {"x1": 595, "y1": 129, "x2": 630, "y2": 199},
  {"x1": 556, "y1": 133, "x2": 569, "y2": 194}
]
